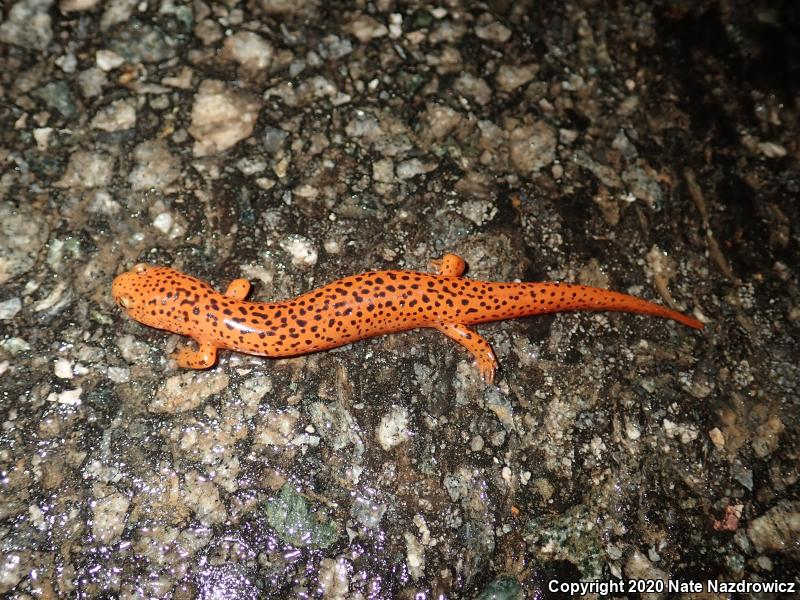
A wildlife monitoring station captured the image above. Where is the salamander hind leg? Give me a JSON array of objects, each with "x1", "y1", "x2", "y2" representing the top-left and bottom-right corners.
[
  {"x1": 434, "y1": 322, "x2": 498, "y2": 384},
  {"x1": 430, "y1": 253, "x2": 466, "y2": 277},
  {"x1": 172, "y1": 341, "x2": 218, "y2": 369},
  {"x1": 224, "y1": 278, "x2": 251, "y2": 300}
]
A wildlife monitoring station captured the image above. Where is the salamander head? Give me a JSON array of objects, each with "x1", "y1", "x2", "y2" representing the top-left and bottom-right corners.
[{"x1": 112, "y1": 263, "x2": 200, "y2": 333}]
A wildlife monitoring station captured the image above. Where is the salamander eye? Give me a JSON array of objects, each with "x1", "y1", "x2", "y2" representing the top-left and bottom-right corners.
[
  {"x1": 118, "y1": 296, "x2": 131, "y2": 308},
  {"x1": 133, "y1": 263, "x2": 149, "y2": 274}
]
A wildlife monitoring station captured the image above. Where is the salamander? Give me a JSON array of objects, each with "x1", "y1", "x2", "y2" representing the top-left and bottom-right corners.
[{"x1": 111, "y1": 254, "x2": 704, "y2": 383}]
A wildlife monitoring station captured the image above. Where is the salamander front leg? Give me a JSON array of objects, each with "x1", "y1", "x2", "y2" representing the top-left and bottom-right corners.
[
  {"x1": 172, "y1": 341, "x2": 218, "y2": 369},
  {"x1": 430, "y1": 253, "x2": 466, "y2": 277},
  {"x1": 224, "y1": 278, "x2": 251, "y2": 300},
  {"x1": 434, "y1": 322, "x2": 498, "y2": 384}
]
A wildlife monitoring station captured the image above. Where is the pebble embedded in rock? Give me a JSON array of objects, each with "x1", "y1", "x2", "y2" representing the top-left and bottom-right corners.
[
  {"x1": 128, "y1": 140, "x2": 181, "y2": 191},
  {"x1": 509, "y1": 121, "x2": 557, "y2": 174},
  {"x1": 91, "y1": 98, "x2": 137, "y2": 132},
  {"x1": 0, "y1": 0, "x2": 53, "y2": 50},
  {"x1": 0, "y1": 298, "x2": 22, "y2": 320},
  {"x1": 222, "y1": 31, "x2": 274, "y2": 71},
  {"x1": 347, "y1": 14, "x2": 389, "y2": 42},
  {"x1": 396, "y1": 158, "x2": 437, "y2": 180},
  {"x1": 55, "y1": 150, "x2": 115, "y2": 189},
  {"x1": 59, "y1": 0, "x2": 100, "y2": 12},
  {"x1": 475, "y1": 20, "x2": 512, "y2": 43},
  {"x1": 376, "y1": 406, "x2": 409, "y2": 450},
  {"x1": 453, "y1": 73, "x2": 492, "y2": 105},
  {"x1": 496, "y1": 64, "x2": 538, "y2": 92},
  {"x1": 189, "y1": 79, "x2": 262, "y2": 157},
  {"x1": 150, "y1": 371, "x2": 230, "y2": 413},
  {"x1": 280, "y1": 234, "x2": 318, "y2": 267},
  {"x1": 91, "y1": 487, "x2": 130, "y2": 544}
]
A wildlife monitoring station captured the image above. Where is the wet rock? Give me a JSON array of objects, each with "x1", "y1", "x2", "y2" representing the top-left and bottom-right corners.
[
  {"x1": 0, "y1": 0, "x2": 53, "y2": 51},
  {"x1": 188, "y1": 79, "x2": 261, "y2": 157}
]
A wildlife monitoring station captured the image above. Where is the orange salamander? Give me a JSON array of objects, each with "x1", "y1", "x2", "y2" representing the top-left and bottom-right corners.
[{"x1": 111, "y1": 254, "x2": 704, "y2": 383}]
